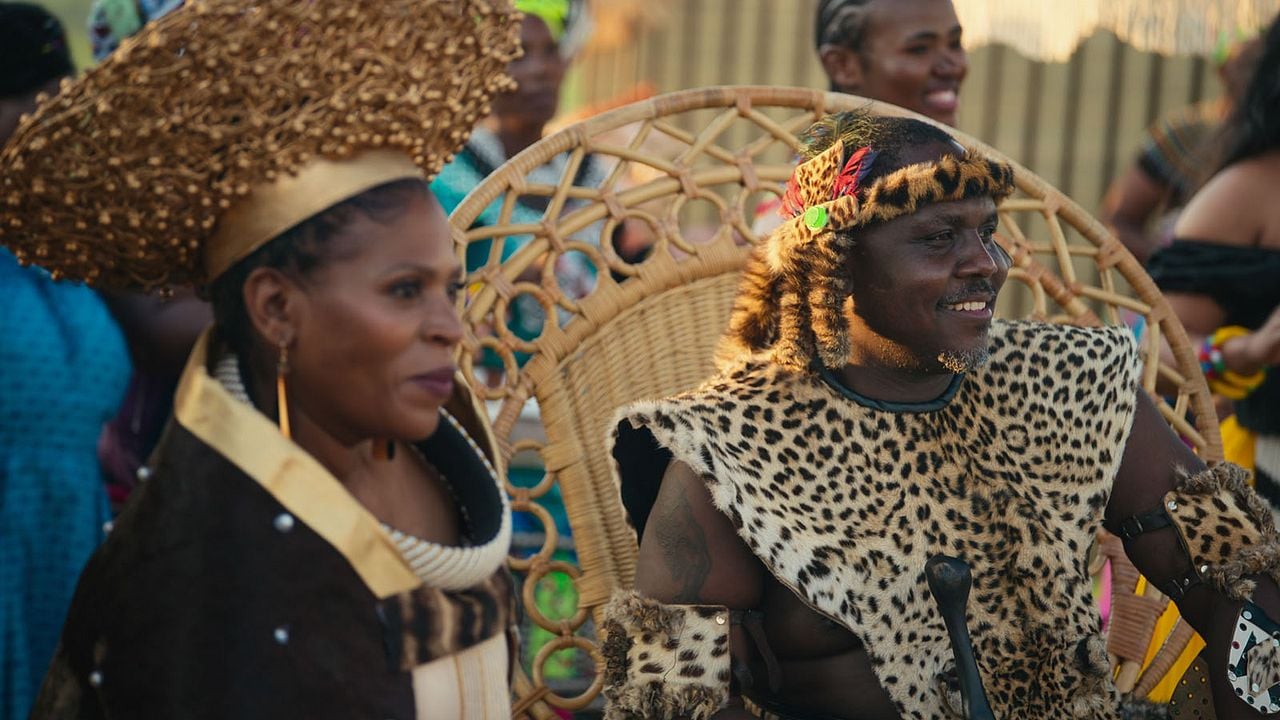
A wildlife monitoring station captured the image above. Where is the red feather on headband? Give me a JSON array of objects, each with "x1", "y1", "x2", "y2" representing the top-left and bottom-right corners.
[
  {"x1": 831, "y1": 146, "x2": 878, "y2": 200},
  {"x1": 777, "y1": 145, "x2": 878, "y2": 219},
  {"x1": 780, "y1": 174, "x2": 806, "y2": 219}
]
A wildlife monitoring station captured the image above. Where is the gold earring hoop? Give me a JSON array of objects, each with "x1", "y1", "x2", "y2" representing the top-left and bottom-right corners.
[{"x1": 276, "y1": 338, "x2": 291, "y2": 441}]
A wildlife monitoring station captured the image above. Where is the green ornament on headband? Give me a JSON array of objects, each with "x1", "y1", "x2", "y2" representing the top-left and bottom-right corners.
[
  {"x1": 804, "y1": 205, "x2": 829, "y2": 230},
  {"x1": 515, "y1": 0, "x2": 569, "y2": 41}
]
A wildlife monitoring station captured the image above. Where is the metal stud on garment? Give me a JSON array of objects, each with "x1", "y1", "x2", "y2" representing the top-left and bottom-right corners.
[
  {"x1": 88, "y1": 670, "x2": 103, "y2": 687},
  {"x1": 273, "y1": 513, "x2": 294, "y2": 533},
  {"x1": 273, "y1": 626, "x2": 289, "y2": 645},
  {"x1": 136, "y1": 465, "x2": 152, "y2": 481}
]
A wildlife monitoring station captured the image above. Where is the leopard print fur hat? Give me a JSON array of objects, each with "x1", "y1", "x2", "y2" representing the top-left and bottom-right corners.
[{"x1": 721, "y1": 110, "x2": 1016, "y2": 371}]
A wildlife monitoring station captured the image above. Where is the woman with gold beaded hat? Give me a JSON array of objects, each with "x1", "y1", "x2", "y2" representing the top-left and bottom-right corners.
[{"x1": 2, "y1": 1, "x2": 523, "y2": 717}]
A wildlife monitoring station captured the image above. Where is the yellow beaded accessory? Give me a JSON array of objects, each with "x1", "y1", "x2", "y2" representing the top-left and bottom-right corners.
[
  {"x1": 1202, "y1": 325, "x2": 1266, "y2": 400},
  {"x1": 0, "y1": 0, "x2": 521, "y2": 291}
]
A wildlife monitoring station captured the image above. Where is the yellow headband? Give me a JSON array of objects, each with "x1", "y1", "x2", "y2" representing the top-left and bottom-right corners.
[{"x1": 205, "y1": 150, "x2": 424, "y2": 281}]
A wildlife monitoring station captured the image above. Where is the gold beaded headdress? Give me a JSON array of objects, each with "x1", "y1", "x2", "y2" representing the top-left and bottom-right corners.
[
  {"x1": 721, "y1": 114, "x2": 1016, "y2": 371},
  {"x1": 0, "y1": 0, "x2": 521, "y2": 290}
]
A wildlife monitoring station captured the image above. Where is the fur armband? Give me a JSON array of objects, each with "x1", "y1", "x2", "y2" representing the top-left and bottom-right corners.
[
  {"x1": 1165, "y1": 462, "x2": 1280, "y2": 600},
  {"x1": 601, "y1": 590, "x2": 732, "y2": 720}
]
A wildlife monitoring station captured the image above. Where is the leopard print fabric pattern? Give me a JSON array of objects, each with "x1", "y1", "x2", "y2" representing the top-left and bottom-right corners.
[
  {"x1": 601, "y1": 591, "x2": 732, "y2": 720},
  {"x1": 612, "y1": 320, "x2": 1141, "y2": 719},
  {"x1": 1164, "y1": 462, "x2": 1280, "y2": 600}
]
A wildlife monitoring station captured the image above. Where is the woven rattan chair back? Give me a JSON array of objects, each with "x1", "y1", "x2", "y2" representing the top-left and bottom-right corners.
[{"x1": 448, "y1": 86, "x2": 1221, "y2": 716}]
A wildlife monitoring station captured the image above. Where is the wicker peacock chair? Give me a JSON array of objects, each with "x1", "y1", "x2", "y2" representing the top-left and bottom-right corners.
[{"x1": 447, "y1": 86, "x2": 1222, "y2": 718}]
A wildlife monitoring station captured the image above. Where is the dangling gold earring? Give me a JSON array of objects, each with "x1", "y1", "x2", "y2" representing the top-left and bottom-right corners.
[{"x1": 276, "y1": 338, "x2": 291, "y2": 441}]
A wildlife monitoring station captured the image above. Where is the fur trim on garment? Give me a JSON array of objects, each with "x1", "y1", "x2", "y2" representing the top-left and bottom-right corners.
[
  {"x1": 1166, "y1": 462, "x2": 1280, "y2": 600},
  {"x1": 601, "y1": 590, "x2": 732, "y2": 720}
]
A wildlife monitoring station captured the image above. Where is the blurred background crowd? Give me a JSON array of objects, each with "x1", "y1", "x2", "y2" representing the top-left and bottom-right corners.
[{"x1": 2, "y1": 0, "x2": 1278, "y2": 717}]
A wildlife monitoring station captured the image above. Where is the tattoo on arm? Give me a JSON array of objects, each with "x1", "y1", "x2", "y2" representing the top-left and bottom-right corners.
[{"x1": 652, "y1": 483, "x2": 713, "y2": 600}]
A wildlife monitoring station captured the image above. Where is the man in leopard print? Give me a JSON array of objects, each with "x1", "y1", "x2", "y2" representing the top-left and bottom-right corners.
[{"x1": 604, "y1": 110, "x2": 1280, "y2": 720}]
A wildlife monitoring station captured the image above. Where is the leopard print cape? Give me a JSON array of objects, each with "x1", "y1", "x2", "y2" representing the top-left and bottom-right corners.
[{"x1": 612, "y1": 320, "x2": 1142, "y2": 719}]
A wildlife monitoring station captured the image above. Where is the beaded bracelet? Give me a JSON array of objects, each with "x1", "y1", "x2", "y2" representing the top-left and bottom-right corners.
[{"x1": 1201, "y1": 325, "x2": 1266, "y2": 399}]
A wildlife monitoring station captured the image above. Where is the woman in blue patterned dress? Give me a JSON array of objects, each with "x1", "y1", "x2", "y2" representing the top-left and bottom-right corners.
[{"x1": 0, "y1": 6, "x2": 132, "y2": 718}]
